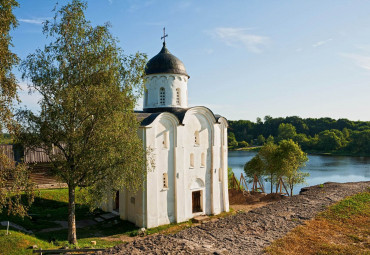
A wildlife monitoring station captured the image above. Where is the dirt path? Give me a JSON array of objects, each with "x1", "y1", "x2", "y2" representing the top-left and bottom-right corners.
[{"x1": 101, "y1": 181, "x2": 370, "y2": 255}]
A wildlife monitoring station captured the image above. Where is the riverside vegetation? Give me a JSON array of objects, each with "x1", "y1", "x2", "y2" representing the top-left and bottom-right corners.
[{"x1": 228, "y1": 116, "x2": 370, "y2": 156}]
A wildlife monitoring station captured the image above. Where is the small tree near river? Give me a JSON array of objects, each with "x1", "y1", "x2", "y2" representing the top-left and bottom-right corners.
[
  {"x1": 244, "y1": 139, "x2": 308, "y2": 195},
  {"x1": 18, "y1": 0, "x2": 147, "y2": 244}
]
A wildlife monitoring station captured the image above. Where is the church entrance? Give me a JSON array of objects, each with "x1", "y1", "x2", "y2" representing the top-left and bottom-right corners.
[{"x1": 192, "y1": 191, "x2": 202, "y2": 213}]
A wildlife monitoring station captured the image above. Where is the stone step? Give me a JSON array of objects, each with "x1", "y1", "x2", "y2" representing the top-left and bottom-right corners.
[{"x1": 192, "y1": 215, "x2": 210, "y2": 223}]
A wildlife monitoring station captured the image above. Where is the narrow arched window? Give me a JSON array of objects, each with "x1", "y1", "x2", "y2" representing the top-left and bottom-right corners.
[
  {"x1": 159, "y1": 87, "x2": 165, "y2": 105},
  {"x1": 201, "y1": 152, "x2": 205, "y2": 167},
  {"x1": 219, "y1": 168, "x2": 223, "y2": 182},
  {"x1": 190, "y1": 153, "x2": 194, "y2": 168},
  {"x1": 162, "y1": 131, "x2": 169, "y2": 149},
  {"x1": 176, "y1": 88, "x2": 180, "y2": 105},
  {"x1": 163, "y1": 173, "x2": 168, "y2": 188},
  {"x1": 194, "y1": 131, "x2": 200, "y2": 146},
  {"x1": 144, "y1": 89, "x2": 148, "y2": 107}
]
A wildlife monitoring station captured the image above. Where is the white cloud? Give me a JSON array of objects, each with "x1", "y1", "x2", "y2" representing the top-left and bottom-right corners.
[
  {"x1": 312, "y1": 38, "x2": 333, "y2": 47},
  {"x1": 19, "y1": 18, "x2": 48, "y2": 25},
  {"x1": 211, "y1": 27, "x2": 269, "y2": 53},
  {"x1": 341, "y1": 53, "x2": 370, "y2": 71}
]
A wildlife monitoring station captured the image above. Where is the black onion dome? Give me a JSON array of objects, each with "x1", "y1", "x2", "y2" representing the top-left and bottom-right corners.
[{"x1": 145, "y1": 43, "x2": 189, "y2": 77}]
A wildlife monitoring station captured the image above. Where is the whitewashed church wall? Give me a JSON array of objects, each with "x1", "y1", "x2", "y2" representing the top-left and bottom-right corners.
[
  {"x1": 182, "y1": 111, "x2": 213, "y2": 219},
  {"x1": 144, "y1": 74, "x2": 188, "y2": 109},
  {"x1": 220, "y1": 118, "x2": 230, "y2": 212},
  {"x1": 145, "y1": 115, "x2": 177, "y2": 228},
  {"x1": 174, "y1": 125, "x2": 187, "y2": 223}
]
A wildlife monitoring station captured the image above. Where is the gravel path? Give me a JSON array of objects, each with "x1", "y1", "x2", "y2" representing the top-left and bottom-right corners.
[{"x1": 101, "y1": 181, "x2": 370, "y2": 255}]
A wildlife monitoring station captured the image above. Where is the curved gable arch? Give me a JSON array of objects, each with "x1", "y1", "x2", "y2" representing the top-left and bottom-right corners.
[
  {"x1": 182, "y1": 106, "x2": 217, "y2": 146},
  {"x1": 151, "y1": 112, "x2": 180, "y2": 148}
]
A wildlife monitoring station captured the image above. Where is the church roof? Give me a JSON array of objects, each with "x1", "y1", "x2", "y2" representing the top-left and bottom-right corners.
[
  {"x1": 135, "y1": 107, "x2": 226, "y2": 127},
  {"x1": 145, "y1": 43, "x2": 189, "y2": 77}
]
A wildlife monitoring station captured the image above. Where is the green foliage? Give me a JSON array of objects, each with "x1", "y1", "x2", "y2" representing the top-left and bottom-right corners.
[
  {"x1": 0, "y1": 151, "x2": 35, "y2": 218},
  {"x1": 244, "y1": 140, "x2": 308, "y2": 194},
  {"x1": 0, "y1": 0, "x2": 34, "y2": 220},
  {"x1": 256, "y1": 134, "x2": 265, "y2": 145},
  {"x1": 320, "y1": 191, "x2": 370, "y2": 220},
  {"x1": 237, "y1": 140, "x2": 249, "y2": 148},
  {"x1": 277, "y1": 123, "x2": 297, "y2": 142},
  {"x1": 244, "y1": 154, "x2": 264, "y2": 179},
  {"x1": 0, "y1": 0, "x2": 19, "y2": 132},
  {"x1": 0, "y1": 133, "x2": 12, "y2": 144},
  {"x1": 17, "y1": 0, "x2": 147, "y2": 244},
  {"x1": 227, "y1": 167, "x2": 234, "y2": 188},
  {"x1": 228, "y1": 116, "x2": 370, "y2": 155},
  {"x1": 266, "y1": 135, "x2": 274, "y2": 144},
  {"x1": 228, "y1": 132, "x2": 238, "y2": 149},
  {"x1": 278, "y1": 140, "x2": 309, "y2": 195},
  {"x1": 317, "y1": 130, "x2": 343, "y2": 151}
]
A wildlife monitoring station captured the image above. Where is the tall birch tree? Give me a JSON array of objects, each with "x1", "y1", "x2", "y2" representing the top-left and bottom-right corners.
[{"x1": 18, "y1": 0, "x2": 147, "y2": 244}]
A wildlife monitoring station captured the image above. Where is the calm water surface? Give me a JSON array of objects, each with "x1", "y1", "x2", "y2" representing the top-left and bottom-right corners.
[{"x1": 228, "y1": 151, "x2": 370, "y2": 195}]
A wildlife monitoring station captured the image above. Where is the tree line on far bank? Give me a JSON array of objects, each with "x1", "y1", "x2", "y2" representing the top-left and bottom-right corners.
[{"x1": 228, "y1": 116, "x2": 370, "y2": 156}]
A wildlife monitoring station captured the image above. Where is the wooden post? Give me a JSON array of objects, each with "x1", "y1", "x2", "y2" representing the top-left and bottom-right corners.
[
  {"x1": 280, "y1": 177, "x2": 290, "y2": 196},
  {"x1": 239, "y1": 174, "x2": 249, "y2": 192}
]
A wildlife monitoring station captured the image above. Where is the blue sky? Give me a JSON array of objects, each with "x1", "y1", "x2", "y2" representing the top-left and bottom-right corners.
[{"x1": 12, "y1": 0, "x2": 370, "y2": 121}]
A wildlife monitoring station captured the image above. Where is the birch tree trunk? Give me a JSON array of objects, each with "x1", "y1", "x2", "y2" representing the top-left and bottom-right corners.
[{"x1": 68, "y1": 185, "x2": 77, "y2": 244}]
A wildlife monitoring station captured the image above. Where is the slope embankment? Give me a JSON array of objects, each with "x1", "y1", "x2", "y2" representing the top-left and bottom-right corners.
[{"x1": 102, "y1": 181, "x2": 370, "y2": 255}]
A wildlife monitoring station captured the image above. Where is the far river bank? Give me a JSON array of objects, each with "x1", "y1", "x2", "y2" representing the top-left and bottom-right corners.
[{"x1": 228, "y1": 150, "x2": 370, "y2": 195}]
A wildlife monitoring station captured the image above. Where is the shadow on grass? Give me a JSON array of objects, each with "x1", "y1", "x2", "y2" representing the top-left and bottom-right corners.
[{"x1": 0, "y1": 194, "x2": 103, "y2": 231}]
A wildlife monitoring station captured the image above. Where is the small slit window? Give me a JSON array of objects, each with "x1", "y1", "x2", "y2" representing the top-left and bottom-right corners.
[
  {"x1": 162, "y1": 131, "x2": 169, "y2": 149},
  {"x1": 219, "y1": 168, "x2": 223, "y2": 182},
  {"x1": 160, "y1": 87, "x2": 165, "y2": 105},
  {"x1": 176, "y1": 88, "x2": 180, "y2": 105},
  {"x1": 194, "y1": 131, "x2": 200, "y2": 146},
  {"x1": 190, "y1": 153, "x2": 194, "y2": 168},
  {"x1": 163, "y1": 173, "x2": 168, "y2": 188},
  {"x1": 144, "y1": 88, "x2": 148, "y2": 107},
  {"x1": 201, "y1": 152, "x2": 206, "y2": 167}
]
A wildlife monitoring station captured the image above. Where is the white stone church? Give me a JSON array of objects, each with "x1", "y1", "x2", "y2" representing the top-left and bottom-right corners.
[{"x1": 103, "y1": 40, "x2": 229, "y2": 228}]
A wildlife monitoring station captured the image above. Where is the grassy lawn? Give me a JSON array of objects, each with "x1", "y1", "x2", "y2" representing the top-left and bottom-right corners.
[
  {"x1": 0, "y1": 188, "x2": 235, "y2": 254},
  {"x1": 0, "y1": 189, "x2": 103, "y2": 231},
  {"x1": 0, "y1": 188, "x2": 135, "y2": 254},
  {"x1": 265, "y1": 190, "x2": 370, "y2": 255}
]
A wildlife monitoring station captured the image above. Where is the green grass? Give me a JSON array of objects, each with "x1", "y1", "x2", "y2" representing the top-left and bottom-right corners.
[
  {"x1": 0, "y1": 229, "x2": 54, "y2": 255},
  {"x1": 319, "y1": 190, "x2": 370, "y2": 220},
  {"x1": 0, "y1": 188, "x2": 200, "y2": 253},
  {"x1": 266, "y1": 190, "x2": 370, "y2": 255},
  {"x1": 0, "y1": 188, "x2": 237, "y2": 254},
  {"x1": 0, "y1": 189, "x2": 103, "y2": 231}
]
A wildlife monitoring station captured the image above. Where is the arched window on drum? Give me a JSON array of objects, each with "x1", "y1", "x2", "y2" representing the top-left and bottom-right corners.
[
  {"x1": 159, "y1": 87, "x2": 165, "y2": 105},
  {"x1": 176, "y1": 88, "x2": 180, "y2": 105}
]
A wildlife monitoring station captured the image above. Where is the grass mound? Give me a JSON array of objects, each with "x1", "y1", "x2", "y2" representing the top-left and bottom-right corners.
[
  {"x1": 0, "y1": 229, "x2": 53, "y2": 255},
  {"x1": 265, "y1": 190, "x2": 370, "y2": 255}
]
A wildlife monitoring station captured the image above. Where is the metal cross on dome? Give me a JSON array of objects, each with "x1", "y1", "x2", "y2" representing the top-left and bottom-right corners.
[{"x1": 161, "y1": 27, "x2": 168, "y2": 44}]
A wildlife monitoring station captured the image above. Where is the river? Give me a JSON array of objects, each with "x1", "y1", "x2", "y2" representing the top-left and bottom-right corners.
[{"x1": 228, "y1": 150, "x2": 370, "y2": 195}]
